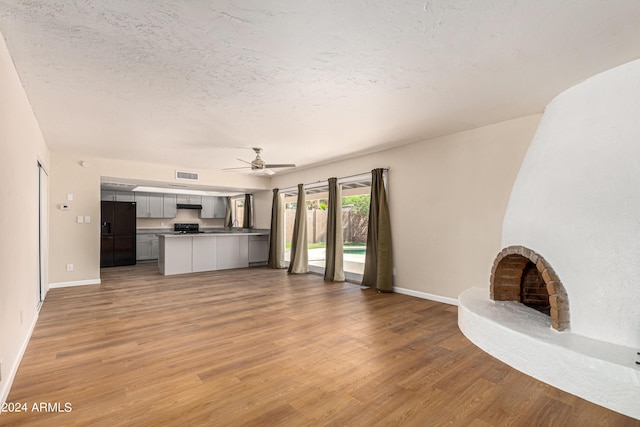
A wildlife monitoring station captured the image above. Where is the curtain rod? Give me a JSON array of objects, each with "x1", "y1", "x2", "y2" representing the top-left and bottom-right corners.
[
  {"x1": 278, "y1": 167, "x2": 390, "y2": 193},
  {"x1": 284, "y1": 167, "x2": 390, "y2": 188},
  {"x1": 337, "y1": 167, "x2": 390, "y2": 182}
]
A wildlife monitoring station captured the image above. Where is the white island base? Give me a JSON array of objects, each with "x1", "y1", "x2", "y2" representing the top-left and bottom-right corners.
[{"x1": 159, "y1": 233, "x2": 265, "y2": 275}]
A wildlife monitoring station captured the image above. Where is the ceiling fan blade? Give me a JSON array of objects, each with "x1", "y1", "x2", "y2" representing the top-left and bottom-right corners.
[
  {"x1": 237, "y1": 158, "x2": 253, "y2": 166},
  {"x1": 223, "y1": 166, "x2": 251, "y2": 171},
  {"x1": 265, "y1": 163, "x2": 296, "y2": 168}
]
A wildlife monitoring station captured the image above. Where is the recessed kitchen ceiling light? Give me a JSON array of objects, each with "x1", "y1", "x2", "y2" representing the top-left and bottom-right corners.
[{"x1": 132, "y1": 186, "x2": 242, "y2": 197}]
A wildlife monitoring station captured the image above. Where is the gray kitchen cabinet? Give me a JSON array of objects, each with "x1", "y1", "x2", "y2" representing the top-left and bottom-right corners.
[
  {"x1": 148, "y1": 193, "x2": 163, "y2": 217},
  {"x1": 135, "y1": 193, "x2": 170, "y2": 218},
  {"x1": 150, "y1": 237, "x2": 159, "y2": 259},
  {"x1": 101, "y1": 190, "x2": 135, "y2": 202},
  {"x1": 135, "y1": 192, "x2": 150, "y2": 217},
  {"x1": 176, "y1": 194, "x2": 202, "y2": 205},
  {"x1": 101, "y1": 190, "x2": 115, "y2": 201},
  {"x1": 214, "y1": 197, "x2": 226, "y2": 218},
  {"x1": 115, "y1": 191, "x2": 135, "y2": 202},
  {"x1": 163, "y1": 194, "x2": 177, "y2": 218},
  {"x1": 136, "y1": 233, "x2": 159, "y2": 260},
  {"x1": 200, "y1": 196, "x2": 226, "y2": 219}
]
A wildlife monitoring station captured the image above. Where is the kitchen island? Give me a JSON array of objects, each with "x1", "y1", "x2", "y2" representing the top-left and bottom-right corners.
[{"x1": 158, "y1": 229, "x2": 270, "y2": 275}]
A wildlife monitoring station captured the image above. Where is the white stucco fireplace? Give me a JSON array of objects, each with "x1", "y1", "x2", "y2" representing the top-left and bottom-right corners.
[{"x1": 459, "y1": 58, "x2": 640, "y2": 419}]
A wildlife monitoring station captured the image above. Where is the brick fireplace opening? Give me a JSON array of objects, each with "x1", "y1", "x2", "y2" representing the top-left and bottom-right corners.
[{"x1": 490, "y1": 245, "x2": 569, "y2": 331}]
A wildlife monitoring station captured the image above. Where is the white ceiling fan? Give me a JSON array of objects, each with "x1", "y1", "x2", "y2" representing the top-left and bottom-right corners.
[{"x1": 224, "y1": 147, "x2": 296, "y2": 175}]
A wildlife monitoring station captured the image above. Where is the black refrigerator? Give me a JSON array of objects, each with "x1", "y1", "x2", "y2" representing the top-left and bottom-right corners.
[{"x1": 101, "y1": 201, "x2": 137, "y2": 267}]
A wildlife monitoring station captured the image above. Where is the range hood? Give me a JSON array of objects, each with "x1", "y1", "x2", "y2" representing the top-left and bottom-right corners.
[{"x1": 176, "y1": 204, "x2": 202, "y2": 210}]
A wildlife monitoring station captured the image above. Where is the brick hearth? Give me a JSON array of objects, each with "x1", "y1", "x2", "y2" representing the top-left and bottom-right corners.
[{"x1": 490, "y1": 245, "x2": 569, "y2": 331}]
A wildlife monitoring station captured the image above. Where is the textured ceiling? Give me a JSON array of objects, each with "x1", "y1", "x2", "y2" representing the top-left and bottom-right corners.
[{"x1": 2, "y1": 1, "x2": 640, "y2": 174}]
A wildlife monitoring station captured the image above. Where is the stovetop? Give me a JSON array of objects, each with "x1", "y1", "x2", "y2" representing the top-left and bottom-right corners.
[{"x1": 174, "y1": 223, "x2": 200, "y2": 233}]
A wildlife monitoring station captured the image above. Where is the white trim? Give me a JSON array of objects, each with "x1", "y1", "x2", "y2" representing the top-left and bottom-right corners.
[
  {"x1": 49, "y1": 279, "x2": 101, "y2": 289},
  {"x1": 0, "y1": 311, "x2": 39, "y2": 406},
  {"x1": 393, "y1": 287, "x2": 458, "y2": 306}
]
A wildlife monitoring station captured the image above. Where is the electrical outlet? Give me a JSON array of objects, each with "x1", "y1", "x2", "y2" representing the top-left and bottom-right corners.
[
  {"x1": 76, "y1": 216, "x2": 84, "y2": 223},
  {"x1": 84, "y1": 215, "x2": 91, "y2": 223},
  {"x1": 66, "y1": 264, "x2": 74, "y2": 272}
]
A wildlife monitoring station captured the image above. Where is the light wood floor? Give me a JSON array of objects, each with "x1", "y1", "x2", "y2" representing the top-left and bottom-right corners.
[{"x1": 3, "y1": 264, "x2": 638, "y2": 426}]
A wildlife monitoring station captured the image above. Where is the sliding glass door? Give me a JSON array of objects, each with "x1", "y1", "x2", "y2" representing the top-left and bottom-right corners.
[
  {"x1": 340, "y1": 177, "x2": 371, "y2": 281},
  {"x1": 280, "y1": 174, "x2": 374, "y2": 280},
  {"x1": 283, "y1": 188, "x2": 298, "y2": 264}
]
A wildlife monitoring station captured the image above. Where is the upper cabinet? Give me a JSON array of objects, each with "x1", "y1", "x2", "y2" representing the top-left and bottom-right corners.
[
  {"x1": 163, "y1": 194, "x2": 177, "y2": 218},
  {"x1": 134, "y1": 192, "x2": 177, "y2": 218},
  {"x1": 102, "y1": 191, "x2": 225, "y2": 219},
  {"x1": 135, "y1": 192, "x2": 161, "y2": 218},
  {"x1": 176, "y1": 194, "x2": 202, "y2": 205},
  {"x1": 101, "y1": 190, "x2": 115, "y2": 201},
  {"x1": 101, "y1": 190, "x2": 135, "y2": 202},
  {"x1": 201, "y1": 196, "x2": 226, "y2": 219}
]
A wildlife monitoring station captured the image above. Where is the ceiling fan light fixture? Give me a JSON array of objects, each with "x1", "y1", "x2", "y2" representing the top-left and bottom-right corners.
[{"x1": 223, "y1": 147, "x2": 295, "y2": 173}]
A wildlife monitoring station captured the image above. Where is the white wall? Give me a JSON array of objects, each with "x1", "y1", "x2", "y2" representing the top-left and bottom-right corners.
[
  {"x1": 252, "y1": 189, "x2": 273, "y2": 229},
  {"x1": 0, "y1": 32, "x2": 50, "y2": 403},
  {"x1": 268, "y1": 114, "x2": 540, "y2": 300},
  {"x1": 503, "y1": 59, "x2": 640, "y2": 348},
  {"x1": 49, "y1": 153, "x2": 102, "y2": 285}
]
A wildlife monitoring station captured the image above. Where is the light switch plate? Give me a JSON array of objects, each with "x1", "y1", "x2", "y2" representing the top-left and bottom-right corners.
[
  {"x1": 76, "y1": 216, "x2": 84, "y2": 223},
  {"x1": 84, "y1": 215, "x2": 91, "y2": 223},
  {"x1": 67, "y1": 193, "x2": 73, "y2": 201}
]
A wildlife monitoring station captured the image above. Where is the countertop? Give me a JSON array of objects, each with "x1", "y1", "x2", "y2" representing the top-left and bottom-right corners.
[{"x1": 153, "y1": 228, "x2": 270, "y2": 237}]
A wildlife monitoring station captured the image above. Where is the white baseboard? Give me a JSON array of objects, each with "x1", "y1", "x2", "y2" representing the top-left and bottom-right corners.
[
  {"x1": 393, "y1": 287, "x2": 458, "y2": 306},
  {"x1": 0, "y1": 311, "x2": 39, "y2": 406},
  {"x1": 49, "y1": 278, "x2": 101, "y2": 289}
]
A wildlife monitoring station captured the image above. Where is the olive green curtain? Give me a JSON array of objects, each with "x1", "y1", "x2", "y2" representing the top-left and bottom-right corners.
[
  {"x1": 243, "y1": 194, "x2": 253, "y2": 229},
  {"x1": 362, "y1": 168, "x2": 393, "y2": 292},
  {"x1": 324, "y1": 177, "x2": 345, "y2": 282},
  {"x1": 224, "y1": 197, "x2": 233, "y2": 228},
  {"x1": 288, "y1": 184, "x2": 308, "y2": 274},
  {"x1": 267, "y1": 189, "x2": 286, "y2": 269}
]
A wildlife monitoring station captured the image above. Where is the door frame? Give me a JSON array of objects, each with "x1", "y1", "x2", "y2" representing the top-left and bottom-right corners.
[{"x1": 38, "y1": 161, "x2": 49, "y2": 307}]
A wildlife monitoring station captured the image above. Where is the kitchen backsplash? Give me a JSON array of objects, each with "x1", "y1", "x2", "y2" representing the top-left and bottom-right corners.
[{"x1": 136, "y1": 209, "x2": 225, "y2": 229}]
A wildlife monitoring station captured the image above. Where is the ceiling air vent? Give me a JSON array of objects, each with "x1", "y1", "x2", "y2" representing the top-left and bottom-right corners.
[{"x1": 176, "y1": 170, "x2": 199, "y2": 181}]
